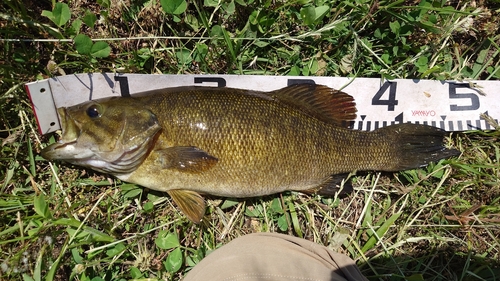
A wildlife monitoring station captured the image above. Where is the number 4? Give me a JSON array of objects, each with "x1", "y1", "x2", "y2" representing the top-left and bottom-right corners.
[{"x1": 372, "y1": 81, "x2": 398, "y2": 111}]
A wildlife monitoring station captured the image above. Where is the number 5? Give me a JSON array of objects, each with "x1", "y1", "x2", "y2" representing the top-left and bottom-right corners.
[{"x1": 449, "y1": 83, "x2": 480, "y2": 111}]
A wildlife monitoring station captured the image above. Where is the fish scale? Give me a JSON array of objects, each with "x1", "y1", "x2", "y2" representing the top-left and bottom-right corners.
[
  {"x1": 130, "y1": 88, "x2": 413, "y2": 193},
  {"x1": 41, "y1": 84, "x2": 459, "y2": 222}
]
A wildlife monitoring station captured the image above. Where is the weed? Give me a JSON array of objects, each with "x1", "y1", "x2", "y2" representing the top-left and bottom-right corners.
[{"x1": 1, "y1": 0, "x2": 499, "y2": 280}]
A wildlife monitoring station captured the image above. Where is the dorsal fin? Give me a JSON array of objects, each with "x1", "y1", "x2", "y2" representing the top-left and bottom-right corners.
[{"x1": 269, "y1": 84, "x2": 357, "y2": 127}]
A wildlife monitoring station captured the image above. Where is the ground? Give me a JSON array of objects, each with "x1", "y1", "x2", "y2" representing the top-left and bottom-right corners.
[{"x1": 0, "y1": 0, "x2": 499, "y2": 280}]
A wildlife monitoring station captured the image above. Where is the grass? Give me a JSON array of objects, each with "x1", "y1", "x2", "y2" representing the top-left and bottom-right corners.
[{"x1": 1, "y1": 0, "x2": 500, "y2": 280}]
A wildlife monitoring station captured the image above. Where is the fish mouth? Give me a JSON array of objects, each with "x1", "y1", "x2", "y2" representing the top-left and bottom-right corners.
[
  {"x1": 58, "y1": 107, "x2": 80, "y2": 144},
  {"x1": 41, "y1": 107, "x2": 87, "y2": 161},
  {"x1": 40, "y1": 104, "x2": 162, "y2": 175}
]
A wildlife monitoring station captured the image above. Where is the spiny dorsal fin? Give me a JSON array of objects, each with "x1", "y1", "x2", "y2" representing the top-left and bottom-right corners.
[
  {"x1": 155, "y1": 146, "x2": 218, "y2": 173},
  {"x1": 167, "y1": 189, "x2": 206, "y2": 223},
  {"x1": 269, "y1": 84, "x2": 357, "y2": 127}
]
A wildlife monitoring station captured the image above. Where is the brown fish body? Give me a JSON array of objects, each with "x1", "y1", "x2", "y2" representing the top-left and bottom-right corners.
[
  {"x1": 42, "y1": 84, "x2": 458, "y2": 221},
  {"x1": 128, "y1": 88, "x2": 388, "y2": 197}
]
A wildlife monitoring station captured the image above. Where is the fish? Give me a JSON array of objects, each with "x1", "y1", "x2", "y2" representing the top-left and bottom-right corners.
[{"x1": 41, "y1": 84, "x2": 459, "y2": 222}]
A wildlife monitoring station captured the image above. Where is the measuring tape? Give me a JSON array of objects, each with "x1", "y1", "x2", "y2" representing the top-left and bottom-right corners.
[{"x1": 25, "y1": 73, "x2": 499, "y2": 135}]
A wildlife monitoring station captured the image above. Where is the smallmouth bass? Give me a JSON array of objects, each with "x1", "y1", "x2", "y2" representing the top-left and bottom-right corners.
[{"x1": 41, "y1": 84, "x2": 459, "y2": 222}]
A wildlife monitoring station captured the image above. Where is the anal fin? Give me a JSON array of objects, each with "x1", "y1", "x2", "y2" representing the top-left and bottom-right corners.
[
  {"x1": 302, "y1": 174, "x2": 353, "y2": 197},
  {"x1": 167, "y1": 189, "x2": 206, "y2": 223}
]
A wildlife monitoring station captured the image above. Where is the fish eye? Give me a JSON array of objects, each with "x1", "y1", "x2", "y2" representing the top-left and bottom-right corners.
[{"x1": 86, "y1": 104, "x2": 102, "y2": 118}]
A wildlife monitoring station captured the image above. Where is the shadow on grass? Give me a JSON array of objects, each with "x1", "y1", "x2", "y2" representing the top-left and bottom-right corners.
[{"x1": 359, "y1": 247, "x2": 500, "y2": 281}]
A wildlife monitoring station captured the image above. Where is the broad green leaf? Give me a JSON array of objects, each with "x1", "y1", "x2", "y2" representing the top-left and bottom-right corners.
[
  {"x1": 204, "y1": 0, "x2": 219, "y2": 7},
  {"x1": 416, "y1": 56, "x2": 429, "y2": 66},
  {"x1": 34, "y1": 194, "x2": 50, "y2": 218},
  {"x1": 155, "y1": 231, "x2": 180, "y2": 249},
  {"x1": 66, "y1": 227, "x2": 91, "y2": 241},
  {"x1": 244, "y1": 206, "x2": 261, "y2": 217},
  {"x1": 195, "y1": 43, "x2": 208, "y2": 61},
  {"x1": 389, "y1": 21, "x2": 400, "y2": 35},
  {"x1": 68, "y1": 19, "x2": 82, "y2": 36},
  {"x1": 74, "y1": 34, "x2": 92, "y2": 55},
  {"x1": 288, "y1": 65, "x2": 301, "y2": 76},
  {"x1": 253, "y1": 40, "x2": 269, "y2": 47},
  {"x1": 249, "y1": 10, "x2": 259, "y2": 25},
  {"x1": 176, "y1": 49, "x2": 192, "y2": 64},
  {"x1": 300, "y1": 6, "x2": 316, "y2": 26},
  {"x1": 164, "y1": 247, "x2": 183, "y2": 272},
  {"x1": 21, "y1": 274, "x2": 35, "y2": 281},
  {"x1": 381, "y1": 53, "x2": 391, "y2": 64},
  {"x1": 361, "y1": 212, "x2": 402, "y2": 253},
  {"x1": 122, "y1": 187, "x2": 142, "y2": 198},
  {"x1": 97, "y1": 0, "x2": 110, "y2": 8},
  {"x1": 161, "y1": 0, "x2": 187, "y2": 15},
  {"x1": 222, "y1": 28, "x2": 236, "y2": 61},
  {"x1": 270, "y1": 198, "x2": 283, "y2": 214},
  {"x1": 220, "y1": 199, "x2": 239, "y2": 209},
  {"x1": 52, "y1": 2, "x2": 71, "y2": 26},
  {"x1": 60, "y1": 220, "x2": 114, "y2": 242},
  {"x1": 287, "y1": 202, "x2": 302, "y2": 238},
  {"x1": 308, "y1": 59, "x2": 319, "y2": 74},
  {"x1": 71, "y1": 248, "x2": 83, "y2": 264},
  {"x1": 185, "y1": 14, "x2": 199, "y2": 31},
  {"x1": 143, "y1": 201, "x2": 154, "y2": 212},
  {"x1": 314, "y1": 5, "x2": 329, "y2": 21},
  {"x1": 428, "y1": 162, "x2": 444, "y2": 179},
  {"x1": 130, "y1": 267, "x2": 143, "y2": 279},
  {"x1": 210, "y1": 25, "x2": 223, "y2": 37},
  {"x1": 361, "y1": 195, "x2": 372, "y2": 228},
  {"x1": 277, "y1": 215, "x2": 288, "y2": 231},
  {"x1": 90, "y1": 41, "x2": 111, "y2": 58},
  {"x1": 82, "y1": 227, "x2": 115, "y2": 242},
  {"x1": 302, "y1": 64, "x2": 310, "y2": 76},
  {"x1": 186, "y1": 255, "x2": 197, "y2": 267},
  {"x1": 224, "y1": 0, "x2": 236, "y2": 15},
  {"x1": 41, "y1": 10, "x2": 54, "y2": 23},
  {"x1": 173, "y1": 14, "x2": 182, "y2": 23},
  {"x1": 33, "y1": 244, "x2": 44, "y2": 281},
  {"x1": 416, "y1": 56, "x2": 429, "y2": 73},
  {"x1": 120, "y1": 183, "x2": 140, "y2": 190},
  {"x1": 106, "y1": 242, "x2": 126, "y2": 257},
  {"x1": 83, "y1": 11, "x2": 97, "y2": 29}
]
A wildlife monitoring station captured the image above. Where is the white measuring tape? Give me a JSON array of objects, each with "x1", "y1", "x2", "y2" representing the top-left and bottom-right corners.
[{"x1": 25, "y1": 73, "x2": 499, "y2": 134}]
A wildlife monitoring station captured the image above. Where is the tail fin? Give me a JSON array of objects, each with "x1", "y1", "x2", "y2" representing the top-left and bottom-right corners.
[{"x1": 376, "y1": 123, "x2": 460, "y2": 171}]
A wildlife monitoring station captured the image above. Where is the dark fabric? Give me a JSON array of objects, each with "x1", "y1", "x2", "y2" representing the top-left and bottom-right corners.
[{"x1": 183, "y1": 232, "x2": 368, "y2": 281}]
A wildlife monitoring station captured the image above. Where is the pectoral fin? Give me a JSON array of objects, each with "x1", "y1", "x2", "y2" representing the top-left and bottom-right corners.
[
  {"x1": 155, "y1": 146, "x2": 218, "y2": 173},
  {"x1": 167, "y1": 189, "x2": 206, "y2": 223}
]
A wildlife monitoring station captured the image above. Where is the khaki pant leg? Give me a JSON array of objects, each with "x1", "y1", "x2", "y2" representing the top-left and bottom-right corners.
[{"x1": 183, "y1": 232, "x2": 367, "y2": 281}]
